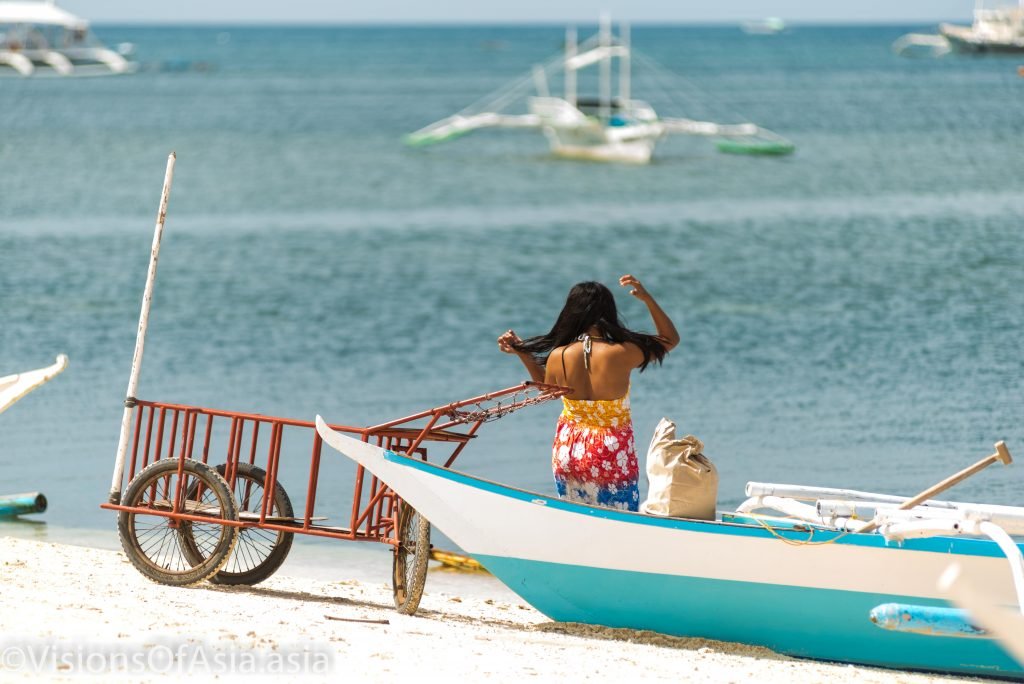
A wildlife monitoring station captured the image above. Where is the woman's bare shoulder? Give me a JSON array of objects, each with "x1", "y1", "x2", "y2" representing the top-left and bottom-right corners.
[{"x1": 610, "y1": 341, "x2": 646, "y2": 366}]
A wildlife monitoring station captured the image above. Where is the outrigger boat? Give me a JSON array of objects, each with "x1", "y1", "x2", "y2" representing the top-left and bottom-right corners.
[
  {"x1": 317, "y1": 418, "x2": 1024, "y2": 679},
  {"x1": 406, "y1": 15, "x2": 794, "y2": 164},
  {"x1": 0, "y1": 0, "x2": 135, "y2": 77},
  {"x1": 894, "y1": 1, "x2": 1024, "y2": 56}
]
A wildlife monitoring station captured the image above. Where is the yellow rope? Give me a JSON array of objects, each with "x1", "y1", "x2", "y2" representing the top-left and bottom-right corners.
[{"x1": 750, "y1": 514, "x2": 853, "y2": 547}]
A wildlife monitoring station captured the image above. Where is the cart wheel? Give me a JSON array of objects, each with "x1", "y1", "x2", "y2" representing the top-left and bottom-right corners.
[
  {"x1": 392, "y1": 501, "x2": 431, "y2": 615},
  {"x1": 118, "y1": 459, "x2": 238, "y2": 586},
  {"x1": 183, "y1": 463, "x2": 294, "y2": 585}
]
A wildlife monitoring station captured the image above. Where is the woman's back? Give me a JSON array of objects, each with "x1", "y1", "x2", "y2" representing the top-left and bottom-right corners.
[
  {"x1": 497, "y1": 275, "x2": 679, "y2": 511},
  {"x1": 545, "y1": 338, "x2": 642, "y2": 401}
]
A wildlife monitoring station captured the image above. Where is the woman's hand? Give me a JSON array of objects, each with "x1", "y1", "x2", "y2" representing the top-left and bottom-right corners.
[
  {"x1": 498, "y1": 329, "x2": 546, "y2": 382},
  {"x1": 497, "y1": 329, "x2": 524, "y2": 354},
  {"x1": 620, "y1": 274, "x2": 680, "y2": 351},
  {"x1": 619, "y1": 274, "x2": 653, "y2": 303}
]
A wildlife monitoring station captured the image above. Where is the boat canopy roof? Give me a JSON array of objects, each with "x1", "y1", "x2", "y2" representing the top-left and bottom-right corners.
[{"x1": 0, "y1": 1, "x2": 88, "y2": 28}]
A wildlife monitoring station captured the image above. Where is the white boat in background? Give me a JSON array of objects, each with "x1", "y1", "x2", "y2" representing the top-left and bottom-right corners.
[
  {"x1": 894, "y1": 1, "x2": 1024, "y2": 56},
  {"x1": 0, "y1": 355, "x2": 68, "y2": 414},
  {"x1": 0, "y1": 0, "x2": 135, "y2": 76},
  {"x1": 740, "y1": 17, "x2": 786, "y2": 35},
  {"x1": 942, "y1": 0, "x2": 1024, "y2": 52},
  {"x1": 406, "y1": 15, "x2": 794, "y2": 164}
]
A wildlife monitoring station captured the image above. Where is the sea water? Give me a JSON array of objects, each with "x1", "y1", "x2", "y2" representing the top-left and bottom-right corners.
[{"x1": 1, "y1": 25, "x2": 1022, "y2": 578}]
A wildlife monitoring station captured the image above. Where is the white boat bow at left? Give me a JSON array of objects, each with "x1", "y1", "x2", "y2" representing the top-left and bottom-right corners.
[{"x1": 0, "y1": 354, "x2": 69, "y2": 415}]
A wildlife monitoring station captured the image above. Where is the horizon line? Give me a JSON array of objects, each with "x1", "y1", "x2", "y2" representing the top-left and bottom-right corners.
[{"x1": 89, "y1": 18, "x2": 954, "y2": 28}]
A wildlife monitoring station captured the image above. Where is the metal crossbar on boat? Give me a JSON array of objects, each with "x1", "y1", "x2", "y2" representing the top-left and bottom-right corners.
[{"x1": 743, "y1": 481, "x2": 1024, "y2": 532}]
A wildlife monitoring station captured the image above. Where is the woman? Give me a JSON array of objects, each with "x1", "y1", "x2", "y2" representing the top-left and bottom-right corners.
[{"x1": 498, "y1": 275, "x2": 679, "y2": 511}]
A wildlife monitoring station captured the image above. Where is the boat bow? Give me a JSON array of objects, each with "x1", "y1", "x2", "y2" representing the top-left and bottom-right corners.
[{"x1": 0, "y1": 355, "x2": 69, "y2": 415}]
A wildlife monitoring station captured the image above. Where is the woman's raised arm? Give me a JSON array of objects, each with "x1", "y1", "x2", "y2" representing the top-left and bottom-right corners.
[{"x1": 619, "y1": 274, "x2": 680, "y2": 351}]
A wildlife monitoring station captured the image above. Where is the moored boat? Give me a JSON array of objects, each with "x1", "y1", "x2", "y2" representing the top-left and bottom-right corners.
[
  {"x1": 940, "y1": 1, "x2": 1024, "y2": 53},
  {"x1": 316, "y1": 417, "x2": 1024, "y2": 679},
  {"x1": 0, "y1": 0, "x2": 135, "y2": 77},
  {"x1": 894, "y1": 1, "x2": 1024, "y2": 56},
  {"x1": 740, "y1": 18, "x2": 786, "y2": 35},
  {"x1": 406, "y1": 15, "x2": 794, "y2": 164}
]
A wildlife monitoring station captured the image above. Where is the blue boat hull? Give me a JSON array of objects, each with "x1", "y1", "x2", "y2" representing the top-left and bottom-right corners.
[{"x1": 478, "y1": 554, "x2": 1022, "y2": 678}]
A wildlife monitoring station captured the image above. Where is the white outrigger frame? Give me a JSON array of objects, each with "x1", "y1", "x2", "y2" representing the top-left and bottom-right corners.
[
  {"x1": 406, "y1": 14, "x2": 793, "y2": 164},
  {"x1": 738, "y1": 451, "x2": 1024, "y2": 620}
]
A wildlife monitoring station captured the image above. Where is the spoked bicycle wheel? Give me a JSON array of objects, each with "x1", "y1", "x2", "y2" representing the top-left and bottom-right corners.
[
  {"x1": 181, "y1": 463, "x2": 295, "y2": 585},
  {"x1": 117, "y1": 459, "x2": 239, "y2": 586},
  {"x1": 392, "y1": 500, "x2": 431, "y2": 615}
]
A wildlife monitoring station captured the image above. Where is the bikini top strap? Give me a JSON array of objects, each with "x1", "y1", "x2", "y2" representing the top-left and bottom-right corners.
[
  {"x1": 576, "y1": 334, "x2": 594, "y2": 371},
  {"x1": 560, "y1": 334, "x2": 599, "y2": 385}
]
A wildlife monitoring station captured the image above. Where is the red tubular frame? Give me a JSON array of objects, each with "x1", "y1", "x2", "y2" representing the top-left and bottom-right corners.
[{"x1": 100, "y1": 382, "x2": 569, "y2": 547}]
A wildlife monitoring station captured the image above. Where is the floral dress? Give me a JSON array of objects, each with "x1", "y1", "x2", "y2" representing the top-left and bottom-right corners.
[{"x1": 551, "y1": 392, "x2": 639, "y2": 511}]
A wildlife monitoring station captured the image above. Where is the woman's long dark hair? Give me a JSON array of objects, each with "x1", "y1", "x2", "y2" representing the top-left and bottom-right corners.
[{"x1": 513, "y1": 281, "x2": 668, "y2": 371}]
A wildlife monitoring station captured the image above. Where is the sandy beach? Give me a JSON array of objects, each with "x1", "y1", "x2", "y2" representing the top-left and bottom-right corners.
[{"x1": 0, "y1": 537, "x2": 988, "y2": 683}]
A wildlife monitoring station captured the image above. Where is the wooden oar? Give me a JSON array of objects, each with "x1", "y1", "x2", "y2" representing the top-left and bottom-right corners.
[{"x1": 860, "y1": 441, "x2": 1013, "y2": 534}]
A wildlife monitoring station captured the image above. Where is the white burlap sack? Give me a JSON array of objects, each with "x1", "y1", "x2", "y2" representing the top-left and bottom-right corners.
[{"x1": 640, "y1": 417, "x2": 718, "y2": 520}]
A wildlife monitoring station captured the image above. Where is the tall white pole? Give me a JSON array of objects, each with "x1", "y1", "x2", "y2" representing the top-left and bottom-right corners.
[
  {"x1": 108, "y1": 152, "x2": 176, "y2": 504},
  {"x1": 620, "y1": 22, "x2": 630, "y2": 105},
  {"x1": 564, "y1": 26, "x2": 577, "y2": 108}
]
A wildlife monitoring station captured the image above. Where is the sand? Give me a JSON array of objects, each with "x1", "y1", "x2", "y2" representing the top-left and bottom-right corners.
[{"x1": 0, "y1": 537, "x2": 986, "y2": 683}]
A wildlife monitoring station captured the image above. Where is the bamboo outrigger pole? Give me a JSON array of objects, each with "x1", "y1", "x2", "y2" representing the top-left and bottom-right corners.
[
  {"x1": 860, "y1": 441, "x2": 1013, "y2": 534},
  {"x1": 108, "y1": 152, "x2": 176, "y2": 504}
]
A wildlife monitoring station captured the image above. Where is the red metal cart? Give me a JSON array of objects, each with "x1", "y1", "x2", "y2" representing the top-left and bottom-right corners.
[
  {"x1": 100, "y1": 157, "x2": 567, "y2": 614},
  {"x1": 100, "y1": 382, "x2": 568, "y2": 614}
]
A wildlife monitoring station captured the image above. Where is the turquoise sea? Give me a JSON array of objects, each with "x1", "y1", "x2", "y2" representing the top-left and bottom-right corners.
[{"x1": 1, "y1": 25, "x2": 1022, "y2": 572}]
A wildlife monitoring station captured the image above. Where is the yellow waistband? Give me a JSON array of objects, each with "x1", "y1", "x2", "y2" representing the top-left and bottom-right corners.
[{"x1": 560, "y1": 395, "x2": 631, "y2": 428}]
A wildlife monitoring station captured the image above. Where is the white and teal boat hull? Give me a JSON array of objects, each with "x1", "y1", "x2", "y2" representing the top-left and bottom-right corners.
[{"x1": 316, "y1": 419, "x2": 1024, "y2": 679}]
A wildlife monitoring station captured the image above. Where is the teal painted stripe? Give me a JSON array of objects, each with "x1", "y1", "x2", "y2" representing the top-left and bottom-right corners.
[
  {"x1": 383, "y1": 451, "x2": 1022, "y2": 559},
  {"x1": 473, "y1": 553, "x2": 1023, "y2": 679}
]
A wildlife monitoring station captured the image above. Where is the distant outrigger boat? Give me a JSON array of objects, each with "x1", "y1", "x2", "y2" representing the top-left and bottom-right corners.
[
  {"x1": 740, "y1": 17, "x2": 786, "y2": 35},
  {"x1": 318, "y1": 418, "x2": 1024, "y2": 679},
  {"x1": 0, "y1": 0, "x2": 135, "y2": 77},
  {"x1": 406, "y1": 16, "x2": 794, "y2": 164},
  {"x1": 894, "y1": 1, "x2": 1024, "y2": 56}
]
